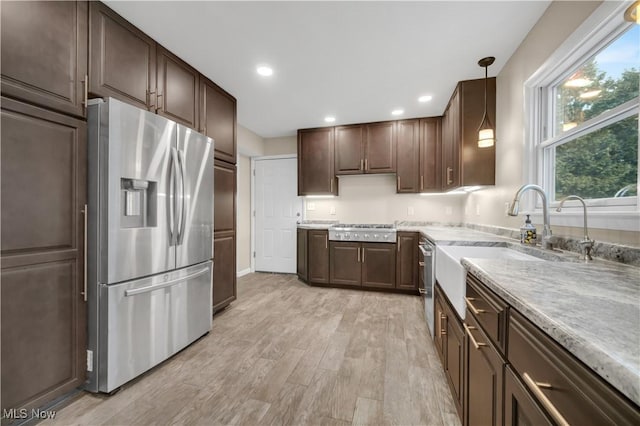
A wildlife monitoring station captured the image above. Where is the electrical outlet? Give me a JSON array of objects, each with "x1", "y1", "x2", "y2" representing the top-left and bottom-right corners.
[
  {"x1": 407, "y1": 206, "x2": 414, "y2": 216},
  {"x1": 307, "y1": 202, "x2": 316, "y2": 211},
  {"x1": 329, "y1": 206, "x2": 336, "y2": 215},
  {"x1": 476, "y1": 204, "x2": 481, "y2": 216},
  {"x1": 445, "y1": 206, "x2": 453, "y2": 216}
]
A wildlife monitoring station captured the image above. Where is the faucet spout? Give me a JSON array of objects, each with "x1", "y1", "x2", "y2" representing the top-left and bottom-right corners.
[
  {"x1": 508, "y1": 184, "x2": 554, "y2": 250},
  {"x1": 556, "y1": 195, "x2": 594, "y2": 261}
]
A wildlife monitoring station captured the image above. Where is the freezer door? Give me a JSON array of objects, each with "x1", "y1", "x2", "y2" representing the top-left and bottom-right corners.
[
  {"x1": 175, "y1": 125, "x2": 214, "y2": 268},
  {"x1": 99, "y1": 98, "x2": 177, "y2": 283},
  {"x1": 98, "y1": 261, "x2": 212, "y2": 393}
]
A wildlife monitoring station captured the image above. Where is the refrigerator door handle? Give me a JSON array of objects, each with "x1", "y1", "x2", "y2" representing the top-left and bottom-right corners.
[
  {"x1": 124, "y1": 267, "x2": 210, "y2": 297},
  {"x1": 177, "y1": 149, "x2": 187, "y2": 245},
  {"x1": 170, "y1": 147, "x2": 180, "y2": 245}
]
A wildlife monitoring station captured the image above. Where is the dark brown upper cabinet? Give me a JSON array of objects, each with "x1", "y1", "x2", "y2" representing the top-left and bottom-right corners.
[
  {"x1": 1, "y1": 1, "x2": 88, "y2": 117},
  {"x1": 420, "y1": 117, "x2": 442, "y2": 192},
  {"x1": 396, "y1": 119, "x2": 421, "y2": 192},
  {"x1": 88, "y1": 2, "x2": 156, "y2": 111},
  {"x1": 336, "y1": 122, "x2": 396, "y2": 175},
  {"x1": 200, "y1": 77, "x2": 237, "y2": 164},
  {"x1": 335, "y1": 125, "x2": 364, "y2": 174},
  {"x1": 364, "y1": 121, "x2": 396, "y2": 173},
  {"x1": 396, "y1": 118, "x2": 442, "y2": 193},
  {"x1": 442, "y1": 78, "x2": 496, "y2": 190},
  {"x1": 156, "y1": 46, "x2": 199, "y2": 129},
  {"x1": 298, "y1": 127, "x2": 337, "y2": 195}
]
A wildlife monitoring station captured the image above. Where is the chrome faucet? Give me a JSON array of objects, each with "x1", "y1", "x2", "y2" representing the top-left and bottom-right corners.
[
  {"x1": 556, "y1": 195, "x2": 594, "y2": 261},
  {"x1": 507, "y1": 184, "x2": 554, "y2": 250}
]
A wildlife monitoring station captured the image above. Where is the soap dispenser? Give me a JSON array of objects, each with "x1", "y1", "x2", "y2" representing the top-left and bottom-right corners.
[{"x1": 520, "y1": 215, "x2": 537, "y2": 245}]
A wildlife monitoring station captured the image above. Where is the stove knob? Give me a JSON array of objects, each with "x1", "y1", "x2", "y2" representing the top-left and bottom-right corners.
[
  {"x1": 345, "y1": 233, "x2": 350, "y2": 239},
  {"x1": 364, "y1": 234, "x2": 369, "y2": 239},
  {"x1": 383, "y1": 235, "x2": 389, "y2": 240},
  {"x1": 374, "y1": 234, "x2": 378, "y2": 239},
  {"x1": 354, "y1": 233, "x2": 359, "y2": 238}
]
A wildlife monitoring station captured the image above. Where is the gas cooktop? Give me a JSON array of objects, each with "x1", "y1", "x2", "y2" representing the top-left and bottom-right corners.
[{"x1": 328, "y1": 224, "x2": 397, "y2": 243}]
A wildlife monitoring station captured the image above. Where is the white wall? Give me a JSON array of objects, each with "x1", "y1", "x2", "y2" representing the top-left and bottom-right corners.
[
  {"x1": 462, "y1": 1, "x2": 638, "y2": 246},
  {"x1": 264, "y1": 136, "x2": 297, "y2": 156},
  {"x1": 305, "y1": 174, "x2": 465, "y2": 224}
]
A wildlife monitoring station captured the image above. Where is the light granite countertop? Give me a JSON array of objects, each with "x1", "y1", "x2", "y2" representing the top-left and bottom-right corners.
[
  {"x1": 397, "y1": 225, "x2": 513, "y2": 245},
  {"x1": 461, "y1": 257, "x2": 640, "y2": 406}
]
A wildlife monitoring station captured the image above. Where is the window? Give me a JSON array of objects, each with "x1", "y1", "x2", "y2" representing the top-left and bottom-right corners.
[{"x1": 525, "y1": 3, "x2": 639, "y2": 231}]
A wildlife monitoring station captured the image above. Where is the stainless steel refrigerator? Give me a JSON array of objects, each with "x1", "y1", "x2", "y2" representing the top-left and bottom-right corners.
[{"x1": 86, "y1": 97, "x2": 214, "y2": 393}]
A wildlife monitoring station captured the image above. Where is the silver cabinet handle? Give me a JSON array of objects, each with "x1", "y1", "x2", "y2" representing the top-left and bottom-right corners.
[
  {"x1": 397, "y1": 176, "x2": 400, "y2": 190},
  {"x1": 125, "y1": 267, "x2": 209, "y2": 297},
  {"x1": 330, "y1": 178, "x2": 333, "y2": 193},
  {"x1": 418, "y1": 288, "x2": 427, "y2": 295},
  {"x1": 364, "y1": 158, "x2": 368, "y2": 171},
  {"x1": 522, "y1": 372, "x2": 569, "y2": 426},
  {"x1": 81, "y1": 75, "x2": 88, "y2": 110},
  {"x1": 357, "y1": 246, "x2": 361, "y2": 262},
  {"x1": 465, "y1": 297, "x2": 486, "y2": 315},
  {"x1": 447, "y1": 167, "x2": 453, "y2": 185},
  {"x1": 360, "y1": 159, "x2": 364, "y2": 171},
  {"x1": 325, "y1": 234, "x2": 328, "y2": 249},
  {"x1": 421, "y1": 175, "x2": 424, "y2": 190},
  {"x1": 362, "y1": 246, "x2": 365, "y2": 263},
  {"x1": 81, "y1": 205, "x2": 87, "y2": 302},
  {"x1": 419, "y1": 261, "x2": 425, "y2": 266},
  {"x1": 464, "y1": 323, "x2": 487, "y2": 350}
]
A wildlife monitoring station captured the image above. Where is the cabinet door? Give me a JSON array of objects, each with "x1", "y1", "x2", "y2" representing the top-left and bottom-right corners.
[
  {"x1": 329, "y1": 242, "x2": 361, "y2": 286},
  {"x1": 1, "y1": 98, "x2": 87, "y2": 413},
  {"x1": 1, "y1": 1, "x2": 87, "y2": 117},
  {"x1": 308, "y1": 230, "x2": 329, "y2": 284},
  {"x1": 201, "y1": 77, "x2": 237, "y2": 164},
  {"x1": 89, "y1": 2, "x2": 156, "y2": 111},
  {"x1": 434, "y1": 286, "x2": 447, "y2": 364},
  {"x1": 446, "y1": 307, "x2": 464, "y2": 418},
  {"x1": 504, "y1": 366, "x2": 552, "y2": 426},
  {"x1": 213, "y1": 234, "x2": 236, "y2": 312},
  {"x1": 157, "y1": 46, "x2": 199, "y2": 129},
  {"x1": 396, "y1": 119, "x2": 420, "y2": 193},
  {"x1": 297, "y1": 229, "x2": 308, "y2": 281},
  {"x1": 465, "y1": 312, "x2": 504, "y2": 426},
  {"x1": 364, "y1": 121, "x2": 396, "y2": 173},
  {"x1": 298, "y1": 128, "x2": 336, "y2": 195},
  {"x1": 214, "y1": 161, "x2": 236, "y2": 234},
  {"x1": 362, "y1": 243, "x2": 396, "y2": 288},
  {"x1": 420, "y1": 117, "x2": 442, "y2": 192},
  {"x1": 443, "y1": 88, "x2": 461, "y2": 190},
  {"x1": 396, "y1": 233, "x2": 418, "y2": 290},
  {"x1": 335, "y1": 125, "x2": 364, "y2": 174}
]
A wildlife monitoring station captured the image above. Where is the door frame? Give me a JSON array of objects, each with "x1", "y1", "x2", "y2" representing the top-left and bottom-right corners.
[{"x1": 250, "y1": 154, "x2": 302, "y2": 273}]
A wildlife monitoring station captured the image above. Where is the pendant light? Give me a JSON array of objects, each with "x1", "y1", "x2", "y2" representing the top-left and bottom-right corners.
[{"x1": 477, "y1": 56, "x2": 495, "y2": 148}]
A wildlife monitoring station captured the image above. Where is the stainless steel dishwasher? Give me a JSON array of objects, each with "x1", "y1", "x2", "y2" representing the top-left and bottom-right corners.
[{"x1": 419, "y1": 237, "x2": 436, "y2": 337}]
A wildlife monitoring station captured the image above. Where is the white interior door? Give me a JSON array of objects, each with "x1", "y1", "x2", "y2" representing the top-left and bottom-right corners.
[{"x1": 254, "y1": 157, "x2": 302, "y2": 273}]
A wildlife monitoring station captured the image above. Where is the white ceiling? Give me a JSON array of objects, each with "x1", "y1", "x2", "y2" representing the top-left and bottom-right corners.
[{"x1": 105, "y1": 1, "x2": 551, "y2": 138}]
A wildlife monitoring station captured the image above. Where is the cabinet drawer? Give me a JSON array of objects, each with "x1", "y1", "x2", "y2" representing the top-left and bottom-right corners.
[
  {"x1": 508, "y1": 309, "x2": 640, "y2": 425},
  {"x1": 465, "y1": 274, "x2": 507, "y2": 354}
]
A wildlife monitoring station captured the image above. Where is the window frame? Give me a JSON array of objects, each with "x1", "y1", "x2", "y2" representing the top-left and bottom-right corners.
[{"x1": 523, "y1": 1, "x2": 639, "y2": 232}]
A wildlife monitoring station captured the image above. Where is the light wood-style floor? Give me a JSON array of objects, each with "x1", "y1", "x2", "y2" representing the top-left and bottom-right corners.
[{"x1": 46, "y1": 273, "x2": 460, "y2": 426}]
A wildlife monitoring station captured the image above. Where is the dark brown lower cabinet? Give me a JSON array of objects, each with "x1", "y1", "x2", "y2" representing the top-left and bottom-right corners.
[
  {"x1": 465, "y1": 310, "x2": 504, "y2": 426},
  {"x1": 504, "y1": 366, "x2": 552, "y2": 426},
  {"x1": 396, "y1": 232, "x2": 418, "y2": 290},
  {"x1": 361, "y1": 243, "x2": 396, "y2": 288},
  {"x1": 296, "y1": 228, "x2": 308, "y2": 281},
  {"x1": 1, "y1": 98, "x2": 87, "y2": 413},
  {"x1": 213, "y1": 233, "x2": 236, "y2": 312},
  {"x1": 329, "y1": 242, "x2": 361, "y2": 286},
  {"x1": 434, "y1": 283, "x2": 464, "y2": 419},
  {"x1": 308, "y1": 230, "x2": 329, "y2": 284},
  {"x1": 329, "y1": 242, "x2": 396, "y2": 288}
]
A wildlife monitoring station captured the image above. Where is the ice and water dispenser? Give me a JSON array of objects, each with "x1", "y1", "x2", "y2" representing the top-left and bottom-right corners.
[{"x1": 120, "y1": 178, "x2": 157, "y2": 228}]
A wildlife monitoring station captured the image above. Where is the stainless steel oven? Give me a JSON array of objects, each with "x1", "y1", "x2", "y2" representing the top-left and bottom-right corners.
[{"x1": 419, "y1": 237, "x2": 435, "y2": 337}]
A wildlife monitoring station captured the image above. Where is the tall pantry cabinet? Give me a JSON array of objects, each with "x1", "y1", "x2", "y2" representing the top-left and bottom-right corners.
[{"x1": 1, "y1": 0, "x2": 238, "y2": 415}]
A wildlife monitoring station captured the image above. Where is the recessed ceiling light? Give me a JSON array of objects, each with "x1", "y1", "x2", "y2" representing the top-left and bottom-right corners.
[
  {"x1": 256, "y1": 66, "x2": 273, "y2": 76},
  {"x1": 418, "y1": 95, "x2": 433, "y2": 103},
  {"x1": 324, "y1": 116, "x2": 336, "y2": 123},
  {"x1": 391, "y1": 109, "x2": 404, "y2": 116}
]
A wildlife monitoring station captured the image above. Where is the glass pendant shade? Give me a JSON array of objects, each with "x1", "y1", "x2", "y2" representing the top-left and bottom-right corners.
[{"x1": 478, "y1": 121, "x2": 495, "y2": 148}]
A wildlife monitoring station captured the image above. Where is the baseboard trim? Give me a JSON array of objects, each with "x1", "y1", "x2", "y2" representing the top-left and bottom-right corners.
[{"x1": 236, "y1": 268, "x2": 251, "y2": 278}]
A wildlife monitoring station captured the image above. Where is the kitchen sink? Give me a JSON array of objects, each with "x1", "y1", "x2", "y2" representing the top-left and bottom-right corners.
[{"x1": 435, "y1": 245, "x2": 543, "y2": 319}]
